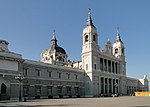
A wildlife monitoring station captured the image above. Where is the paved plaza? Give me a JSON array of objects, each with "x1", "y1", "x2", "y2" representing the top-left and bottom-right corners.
[{"x1": 0, "y1": 96, "x2": 150, "y2": 107}]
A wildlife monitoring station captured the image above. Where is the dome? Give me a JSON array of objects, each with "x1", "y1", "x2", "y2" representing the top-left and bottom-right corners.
[
  {"x1": 50, "y1": 44, "x2": 66, "y2": 54},
  {"x1": 49, "y1": 33, "x2": 66, "y2": 54}
]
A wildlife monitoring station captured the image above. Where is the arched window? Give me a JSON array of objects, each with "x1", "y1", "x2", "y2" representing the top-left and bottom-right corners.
[
  {"x1": 1, "y1": 83, "x2": 7, "y2": 94},
  {"x1": 85, "y1": 35, "x2": 88, "y2": 42},
  {"x1": 58, "y1": 56, "x2": 62, "y2": 61},
  {"x1": 122, "y1": 48, "x2": 124, "y2": 54},
  {"x1": 93, "y1": 35, "x2": 96, "y2": 42},
  {"x1": 115, "y1": 48, "x2": 118, "y2": 54}
]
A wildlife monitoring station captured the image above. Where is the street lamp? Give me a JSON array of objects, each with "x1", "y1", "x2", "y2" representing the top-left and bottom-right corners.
[
  {"x1": 114, "y1": 83, "x2": 118, "y2": 93},
  {"x1": 15, "y1": 72, "x2": 24, "y2": 101}
]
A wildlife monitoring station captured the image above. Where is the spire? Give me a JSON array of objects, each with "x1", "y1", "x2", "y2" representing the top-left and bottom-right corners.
[
  {"x1": 117, "y1": 27, "x2": 120, "y2": 37},
  {"x1": 107, "y1": 38, "x2": 111, "y2": 44},
  {"x1": 86, "y1": 8, "x2": 93, "y2": 26},
  {"x1": 115, "y1": 27, "x2": 123, "y2": 43},
  {"x1": 51, "y1": 30, "x2": 57, "y2": 45}
]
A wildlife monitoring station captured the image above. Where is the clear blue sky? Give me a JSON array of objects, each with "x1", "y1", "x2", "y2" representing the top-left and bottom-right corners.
[{"x1": 0, "y1": 0, "x2": 150, "y2": 79}]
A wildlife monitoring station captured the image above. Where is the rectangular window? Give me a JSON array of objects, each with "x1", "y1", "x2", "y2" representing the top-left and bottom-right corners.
[
  {"x1": 58, "y1": 72, "x2": 61, "y2": 79},
  {"x1": 94, "y1": 64, "x2": 96, "y2": 70},
  {"x1": 75, "y1": 74, "x2": 78, "y2": 80},
  {"x1": 100, "y1": 58, "x2": 103, "y2": 71},
  {"x1": 24, "y1": 68, "x2": 28, "y2": 76},
  {"x1": 48, "y1": 72, "x2": 52, "y2": 78},
  {"x1": 37, "y1": 70, "x2": 40, "y2": 76},
  {"x1": 67, "y1": 73, "x2": 70, "y2": 79}
]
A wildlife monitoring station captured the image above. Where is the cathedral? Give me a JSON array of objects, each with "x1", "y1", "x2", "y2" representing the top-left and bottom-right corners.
[{"x1": 0, "y1": 10, "x2": 148, "y2": 100}]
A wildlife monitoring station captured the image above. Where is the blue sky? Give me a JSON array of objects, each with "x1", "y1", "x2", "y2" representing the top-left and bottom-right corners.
[{"x1": 0, "y1": 0, "x2": 150, "y2": 79}]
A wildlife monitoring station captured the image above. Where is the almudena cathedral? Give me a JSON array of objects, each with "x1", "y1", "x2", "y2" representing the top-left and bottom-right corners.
[{"x1": 0, "y1": 10, "x2": 149, "y2": 100}]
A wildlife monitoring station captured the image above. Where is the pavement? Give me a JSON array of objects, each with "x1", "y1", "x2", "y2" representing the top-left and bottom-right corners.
[{"x1": 0, "y1": 96, "x2": 150, "y2": 107}]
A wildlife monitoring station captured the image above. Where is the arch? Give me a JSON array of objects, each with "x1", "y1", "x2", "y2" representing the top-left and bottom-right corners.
[
  {"x1": 85, "y1": 35, "x2": 88, "y2": 42},
  {"x1": 1, "y1": 83, "x2": 7, "y2": 94},
  {"x1": 122, "y1": 48, "x2": 124, "y2": 54},
  {"x1": 93, "y1": 35, "x2": 96, "y2": 42},
  {"x1": 56, "y1": 56, "x2": 64, "y2": 62},
  {"x1": 115, "y1": 48, "x2": 118, "y2": 54}
]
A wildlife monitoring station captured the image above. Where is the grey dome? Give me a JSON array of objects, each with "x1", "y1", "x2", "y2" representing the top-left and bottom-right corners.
[{"x1": 50, "y1": 44, "x2": 66, "y2": 54}]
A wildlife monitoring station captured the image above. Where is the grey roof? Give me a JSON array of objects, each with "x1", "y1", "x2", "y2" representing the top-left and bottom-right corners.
[{"x1": 50, "y1": 44, "x2": 66, "y2": 54}]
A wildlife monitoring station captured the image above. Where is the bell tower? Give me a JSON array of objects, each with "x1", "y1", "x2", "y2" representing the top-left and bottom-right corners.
[
  {"x1": 113, "y1": 28, "x2": 125, "y2": 60},
  {"x1": 81, "y1": 9, "x2": 100, "y2": 96},
  {"x1": 113, "y1": 28, "x2": 126, "y2": 94}
]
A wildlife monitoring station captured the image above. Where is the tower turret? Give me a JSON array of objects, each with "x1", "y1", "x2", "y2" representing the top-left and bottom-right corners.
[
  {"x1": 81, "y1": 9, "x2": 100, "y2": 96},
  {"x1": 82, "y1": 9, "x2": 100, "y2": 54},
  {"x1": 103, "y1": 39, "x2": 113, "y2": 55},
  {"x1": 113, "y1": 28, "x2": 125, "y2": 59}
]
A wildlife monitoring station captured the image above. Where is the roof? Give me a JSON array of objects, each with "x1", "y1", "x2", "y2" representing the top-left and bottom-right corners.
[{"x1": 50, "y1": 44, "x2": 66, "y2": 54}]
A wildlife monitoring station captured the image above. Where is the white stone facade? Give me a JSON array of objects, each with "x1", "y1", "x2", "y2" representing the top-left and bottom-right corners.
[{"x1": 0, "y1": 10, "x2": 149, "y2": 100}]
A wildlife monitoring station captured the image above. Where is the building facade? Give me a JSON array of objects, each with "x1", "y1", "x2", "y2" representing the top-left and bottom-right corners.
[{"x1": 0, "y1": 10, "x2": 149, "y2": 100}]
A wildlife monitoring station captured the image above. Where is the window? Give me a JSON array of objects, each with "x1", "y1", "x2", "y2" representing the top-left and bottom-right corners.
[
  {"x1": 115, "y1": 48, "x2": 118, "y2": 54},
  {"x1": 58, "y1": 56, "x2": 62, "y2": 61},
  {"x1": 86, "y1": 64, "x2": 88, "y2": 70},
  {"x1": 85, "y1": 35, "x2": 88, "y2": 42},
  {"x1": 37, "y1": 70, "x2": 40, "y2": 76},
  {"x1": 67, "y1": 73, "x2": 70, "y2": 79},
  {"x1": 122, "y1": 48, "x2": 124, "y2": 54},
  {"x1": 48, "y1": 72, "x2": 52, "y2": 78},
  {"x1": 24, "y1": 68, "x2": 28, "y2": 76},
  {"x1": 75, "y1": 74, "x2": 78, "y2": 80},
  {"x1": 94, "y1": 64, "x2": 97, "y2": 70},
  {"x1": 93, "y1": 35, "x2": 96, "y2": 41},
  {"x1": 58, "y1": 72, "x2": 61, "y2": 79}
]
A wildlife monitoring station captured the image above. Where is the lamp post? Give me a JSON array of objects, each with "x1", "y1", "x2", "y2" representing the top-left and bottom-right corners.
[
  {"x1": 114, "y1": 83, "x2": 118, "y2": 93},
  {"x1": 15, "y1": 72, "x2": 24, "y2": 101}
]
